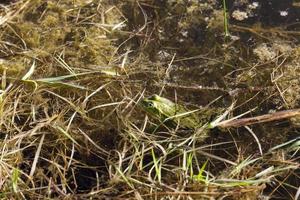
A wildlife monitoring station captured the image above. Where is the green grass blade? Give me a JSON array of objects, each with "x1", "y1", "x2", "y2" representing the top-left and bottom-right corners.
[
  {"x1": 12, "y1": 168, "x2": 20, "y2": 193},
  {"x1": 151, "y1": 148, "x2": 161, "y2": 184},
  {"x1": 222, "y1": 0, "x2": 230, "y2": 37},
  {"x1": 194, "y1": 160, "x2": 208, "y2": 182}
]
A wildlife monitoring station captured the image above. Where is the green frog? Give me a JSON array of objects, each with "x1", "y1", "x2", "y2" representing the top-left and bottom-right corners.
[{"x1": 139, "y1": 94, "x2": 204, "y2": 129}]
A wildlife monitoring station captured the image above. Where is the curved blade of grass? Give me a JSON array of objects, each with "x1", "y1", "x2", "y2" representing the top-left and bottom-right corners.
[{"x1": 22, "y1": 61, "x2": 35, "y2": 80}]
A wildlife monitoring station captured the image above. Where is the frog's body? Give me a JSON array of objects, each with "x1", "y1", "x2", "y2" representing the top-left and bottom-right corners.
[{"x1": 139, "y1": 94, "x2": 200, "y2": 129}]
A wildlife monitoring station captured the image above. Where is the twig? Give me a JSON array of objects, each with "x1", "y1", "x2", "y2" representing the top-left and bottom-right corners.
[{"x1": 217, "y1": 109, "x2": 300, "y2": 128}]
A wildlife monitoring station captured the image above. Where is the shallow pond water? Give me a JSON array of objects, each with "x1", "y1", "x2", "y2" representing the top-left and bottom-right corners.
[{"x1": 0, "y1": 0, "x2": 299, "y2": 199}]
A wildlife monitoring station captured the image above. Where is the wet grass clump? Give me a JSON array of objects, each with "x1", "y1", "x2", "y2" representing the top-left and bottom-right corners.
[{"x1": 0, "y1": 0, "x2": 299, "y2": 199}]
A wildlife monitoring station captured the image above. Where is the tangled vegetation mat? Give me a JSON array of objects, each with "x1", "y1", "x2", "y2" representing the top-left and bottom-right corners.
[{"x1": 0, "y1": 0, "x2": 299, "y2": 199}]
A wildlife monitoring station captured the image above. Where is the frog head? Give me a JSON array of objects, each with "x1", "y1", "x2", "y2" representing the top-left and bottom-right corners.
[
  {"x1": 139, "y1": 94, "x2": 168, "y2": 119},
  {"x1": 139, "y1": 94, "x2": 182, "y2": 123}
]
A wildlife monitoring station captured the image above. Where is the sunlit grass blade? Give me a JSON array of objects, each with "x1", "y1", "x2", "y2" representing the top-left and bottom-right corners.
[
  {"x1": 194, "y1": 160, "x2": 208, "y2": 182},
  {"x1": 287, "y1": 138, "x2": 300, "y2": 152},
  {"x1": 35, "y1": 72, "x2": 94, "y2": 82},
  {"x1": 269, "y1": 137, "x2": 300, "y2": 152},
  {"x1": 22, "y1": 61, "x2": 35, "y2": 80},
  {"x1": 33, "y1": 70, "x2": 119, "y2": 90}
]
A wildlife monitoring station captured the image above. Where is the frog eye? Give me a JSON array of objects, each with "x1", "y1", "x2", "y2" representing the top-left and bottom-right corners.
[{"x1": 147, "y1": 102, "x2": 154, "y2": 107}]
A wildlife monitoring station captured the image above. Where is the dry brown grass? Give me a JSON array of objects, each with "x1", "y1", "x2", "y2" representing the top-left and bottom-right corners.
[{"x1": 0, "y1": 0, "x2": 299, "y2": 199}]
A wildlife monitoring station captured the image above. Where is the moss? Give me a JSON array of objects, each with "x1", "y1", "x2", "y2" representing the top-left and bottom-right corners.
[
  {"x1": 40, "y1": 13, "x2": 61, "y2": 27},
  {"x1": 0, "y1": 0, "x2": 123, "y2": 80},
  {"x1": 0, "y1": 59, "x2": 26, "y2": 77}
]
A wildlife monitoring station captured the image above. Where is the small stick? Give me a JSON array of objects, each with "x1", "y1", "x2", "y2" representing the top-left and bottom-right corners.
[{"x1": 217, "y1": 109, "x2": 300, "y2": 128}]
